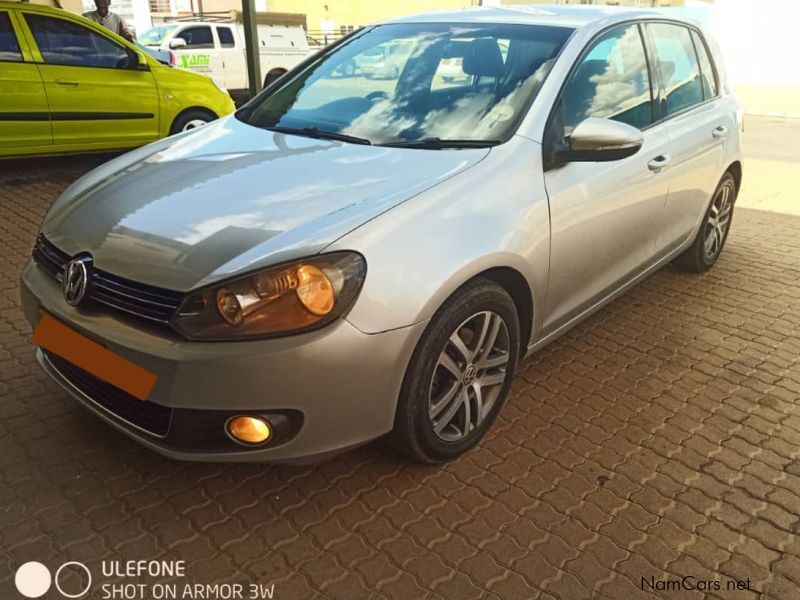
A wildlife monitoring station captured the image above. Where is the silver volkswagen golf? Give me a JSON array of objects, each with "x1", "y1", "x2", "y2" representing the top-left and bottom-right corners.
[{"x1": 21, "y1": 6, "x2": 742, "y2": 463}]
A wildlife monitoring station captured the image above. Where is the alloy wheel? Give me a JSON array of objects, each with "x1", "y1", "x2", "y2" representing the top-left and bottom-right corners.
[
  {"x1": 703, "y1": 180, "x2": 734, "y2": 262},
  {"x1": 428, "y1": 311, "x2": 511, "y2": 442}
]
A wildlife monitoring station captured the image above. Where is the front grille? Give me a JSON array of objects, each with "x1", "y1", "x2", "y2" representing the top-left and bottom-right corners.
[
  {"x1": 32, "y1": 235, "x2": 184, "y2": 325},
  {"x1": 45, "y1": 351, "x2": 172, "y2": 437},
  {"x1": 32, "y1": 233, "x2": 69, "y2": 279}
]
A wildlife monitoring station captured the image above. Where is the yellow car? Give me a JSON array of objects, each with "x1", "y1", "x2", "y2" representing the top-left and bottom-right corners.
[{"x1": 0, "y1": 1, "x2": 235, "y2": 158}]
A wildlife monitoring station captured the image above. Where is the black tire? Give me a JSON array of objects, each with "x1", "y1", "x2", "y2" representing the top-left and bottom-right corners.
[
  {"x1": 169, "y1": 109, "x2": 216, "y2": 135},
  {"x1": 673, "y1": 172, "x2": 737, "y2": 273},
  {"x1": 390, "y1": 278, "x2": 520, "y2": 463}
]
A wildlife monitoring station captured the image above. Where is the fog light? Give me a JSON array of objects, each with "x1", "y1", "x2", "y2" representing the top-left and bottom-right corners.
[{"x1": 227, "y1": 416, "x2": 271, "y2": 445}]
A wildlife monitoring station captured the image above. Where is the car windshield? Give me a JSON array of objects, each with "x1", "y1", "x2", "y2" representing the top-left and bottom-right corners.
[
  {"x1": 237, "y1": 22, "x2": 573, "y2": 147},
  {"x1": 139, "y1": 25, "x2": 177, "y2": 46}
]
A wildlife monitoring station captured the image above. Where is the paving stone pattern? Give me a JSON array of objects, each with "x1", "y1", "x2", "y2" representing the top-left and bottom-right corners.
[{"x1": 1, "y1": 148, "x2": 799, "y2": 599}]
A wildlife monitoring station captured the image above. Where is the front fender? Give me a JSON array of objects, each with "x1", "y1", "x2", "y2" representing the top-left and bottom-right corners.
[{"x1": 330, "y1": 135, "x2": 551, "y2": 341}]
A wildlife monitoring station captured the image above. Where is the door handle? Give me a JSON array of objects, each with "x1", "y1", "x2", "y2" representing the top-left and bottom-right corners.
[
  {"x1": 712, "y1": 125, "x2": 728, "y2": 139},
  {"x1": 647, "y1": 154, "x2": 671, "y2": 172},
  {"x1": 54, "y1": 79, "x2": 79, "y2": 86}
]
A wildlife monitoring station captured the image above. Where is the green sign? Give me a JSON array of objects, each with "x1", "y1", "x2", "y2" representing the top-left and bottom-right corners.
[{"x1": 181, "y1": 54, "x2": 211, "y2": 68}]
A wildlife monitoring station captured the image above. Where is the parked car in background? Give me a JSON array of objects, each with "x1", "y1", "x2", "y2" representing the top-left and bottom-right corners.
[
  {"x1": 0, "y1": 1, "x2": 235, "y2": 158},
  {"x1": 435, "y1": 38, "x2": 508, "y2": 84},
  {"x1": 352, "y1": 39, "x2": 414, "y2": 79},
  {"x1": 139, "y1": 13, "x2": 314, "y2": 94},
  {"x1": 22, "y1": 6, "x2": 742, "y2": 463}
]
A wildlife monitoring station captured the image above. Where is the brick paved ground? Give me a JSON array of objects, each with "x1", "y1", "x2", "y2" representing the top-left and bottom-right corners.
[{"x1": 1, "y1": 118, "x2": 799, "y2": 599}]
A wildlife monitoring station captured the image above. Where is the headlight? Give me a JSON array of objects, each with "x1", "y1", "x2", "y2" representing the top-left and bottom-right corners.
[
  {"x1": 171, "y1": 252, "x2": 366, "y2": 340},
  {"x1": 211, "y1": 77, "x2": 227, "y2": 93}
]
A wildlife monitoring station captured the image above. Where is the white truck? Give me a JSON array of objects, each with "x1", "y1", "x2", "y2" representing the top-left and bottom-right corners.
[{"x1": 139, "y1": 12, "x2": 316, "y2": 96}]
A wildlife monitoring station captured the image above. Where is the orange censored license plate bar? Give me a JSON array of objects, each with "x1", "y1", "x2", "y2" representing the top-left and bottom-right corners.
[{"x1": 32, "y1": 314, "x2": 157, "y2": 401}]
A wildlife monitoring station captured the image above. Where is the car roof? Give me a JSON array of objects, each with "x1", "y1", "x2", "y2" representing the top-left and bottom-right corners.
[{"x1": 381, "y1": 4, "x2": 693, "y2": 31}]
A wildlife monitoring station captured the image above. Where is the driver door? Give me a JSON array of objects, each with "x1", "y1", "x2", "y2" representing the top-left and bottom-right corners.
[
  {"x1": 19, "y1": 11, "x2": 159, "y2": 147},
  {"x1": 542, "y1": 23, "x2": 672, "y2": 332}
]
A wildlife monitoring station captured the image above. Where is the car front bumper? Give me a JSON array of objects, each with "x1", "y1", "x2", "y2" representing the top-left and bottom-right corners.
[{"x1": 20, "y1": 259, "x2": 426, "y2": 462}]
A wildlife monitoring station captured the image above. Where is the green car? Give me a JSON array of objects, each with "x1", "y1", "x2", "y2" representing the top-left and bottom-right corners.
[{"x1": 0, "y1": 1, "x2": 235, "y2": 158}]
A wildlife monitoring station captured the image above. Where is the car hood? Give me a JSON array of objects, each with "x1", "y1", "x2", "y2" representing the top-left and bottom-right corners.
[{"x1": 42, "y1": 117, "x2": 489, "y2": 291}]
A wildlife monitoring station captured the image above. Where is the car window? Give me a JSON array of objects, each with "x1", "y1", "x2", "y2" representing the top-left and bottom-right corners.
[
  {"x1": 138, "y1": 24, "x2": 176, "y2": 46},
  {"x1": 431, "y1": 38, "x2": 514, "y2": 93},
  {"x1": 562, "y1": 24, "x2": 653, "y2": 134},
  {"x1": 691, "y1": 30, "x2": 717, "y2": 99},
  {"x1": 238, "y1": 22, "x2": 572, "y2": 146},
  {"x1": 432, "y1": 55, "x2": 470, "y2": 90},
  {"x1": 25, "y1": 13, "x2": 131, "y2": 68},
  {"x1": 176, "y1": 26, "x2": 213, "y2": 49},
  {"x1": 0, "y1": 12, "x2": 22, "y2": 61},
  {"x1": 217, "y1": 26, "x2": 234, "y2": 48},
  {"x1": 647, "y1": 23, "x2": 704, "y2": 116}
]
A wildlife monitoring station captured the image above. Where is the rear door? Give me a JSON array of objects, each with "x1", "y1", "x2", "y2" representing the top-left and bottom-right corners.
[
  {"x1": 20, "y1": 11, "x2": 159, "y2": 147},
  {"x1": 644, "y1": 22, "x2": 730, "y2": 253},
  {"x1": 215, "y1": 24, "x2": 244, "y2": 89},
  {"x1": 0, "y1": 10, "x2": 51, "y2": 149}
]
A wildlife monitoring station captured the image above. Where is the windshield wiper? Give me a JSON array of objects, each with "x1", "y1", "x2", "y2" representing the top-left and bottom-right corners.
[
  {"x1": 377, "y1": 138, "x2": 500, "y2": 149},
  {"x1": 266, "y1": 126, "x2": 372, "y2": 145}
]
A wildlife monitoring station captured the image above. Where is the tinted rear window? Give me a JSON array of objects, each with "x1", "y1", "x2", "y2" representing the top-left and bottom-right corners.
[
  {"x1": 217, "y1": 26, "x2": 234, "y2": 48},
  {"x1": 648, "y1": 23, "x2": 704, "y2": 116},
  {"x1": 691, "y1": 30, "x2": 718, "y2": 99}
]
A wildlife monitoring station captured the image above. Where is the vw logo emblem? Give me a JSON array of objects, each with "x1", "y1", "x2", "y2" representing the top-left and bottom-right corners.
[{"x1": 62, "y1": 256, "x2": 92, "y2": 306}]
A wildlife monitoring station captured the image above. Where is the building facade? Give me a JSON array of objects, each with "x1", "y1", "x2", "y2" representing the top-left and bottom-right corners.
[{"x1": 266, "y1": 0, "x2": 479, "y2": 41}]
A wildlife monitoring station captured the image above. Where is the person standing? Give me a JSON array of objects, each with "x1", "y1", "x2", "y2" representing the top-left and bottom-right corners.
[{"x1": 83, "y1": 0, "x2": 135, "y2": 42}]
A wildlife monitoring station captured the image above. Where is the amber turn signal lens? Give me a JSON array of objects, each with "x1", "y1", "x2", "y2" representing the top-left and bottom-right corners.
[
  {"x1": 296, "y1": 264, "x2": 334, "y2": 316},
  {"x1": 227, "y1": 416, "x2": 271, "y2": 445}
]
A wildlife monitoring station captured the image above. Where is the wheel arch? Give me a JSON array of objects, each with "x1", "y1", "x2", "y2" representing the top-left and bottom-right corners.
[
  {"x1": 726, "y1": 160, "x2": 742, "y2": 195},
  {"x1": 476, "y1": 267, "x2": 534, "y2": 357},
  {"x1": 407, "y1": 258, "x2": 538, "y2": 356},
  {"x1": 169, "y1": 106, "x2": 218, "y2": 134}
]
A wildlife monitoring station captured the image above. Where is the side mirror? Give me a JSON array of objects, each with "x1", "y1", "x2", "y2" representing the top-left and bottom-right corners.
[
  {"x1": 263, "y1": 70, "x2": 285, "y2": 88},
  {"x1": 169, "y1": 38, "x2": 187, "y2": 49},
  {"x1": 565, "y1": 118, "x2": 643, "y2": 162},
  {"x1": 120, "y1": 50, "x2": 146, "y2": 70}
]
